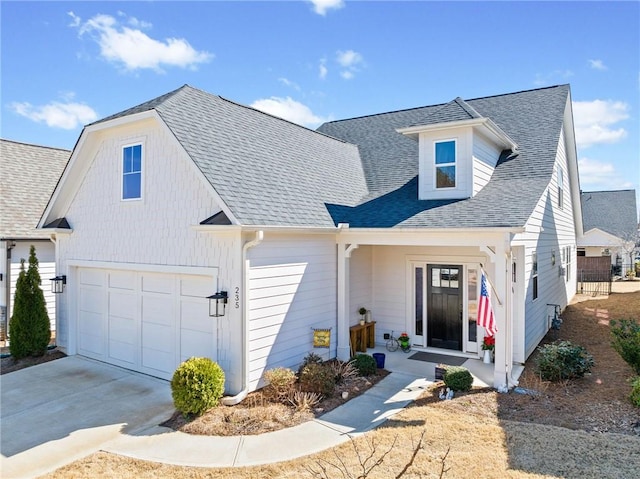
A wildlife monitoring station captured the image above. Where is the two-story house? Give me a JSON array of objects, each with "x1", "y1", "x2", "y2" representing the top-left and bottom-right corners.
[{"x1": 38, "y1": 84, "x2": 581, "y2": 401}]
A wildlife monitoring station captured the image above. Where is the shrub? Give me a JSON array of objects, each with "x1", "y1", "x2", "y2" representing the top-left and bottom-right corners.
[
  {"x1": 9, "y1": 246, "x2": 51, "y2": 359},
  {"x1": 171, "y1": 357, "x2": 225, "y2": 416},
  {"x1": 535, "y1": 340, "x2": 595, "y2": 381},
  {"x1": 329, "y1": 359, "x2": 359, "y2": 383},
  {"x1": 610, "y1": 319, "x2": 640, "y2": 375},
  {"x1": 443, "y1": 366, "x2": 473, "y2": 391},
  {"x1": 351, "y1": 354, "x2": 377, "y2": 376},
  {"x1": 263, "y1": 367, "x2": 297, "y2": 401},
  {"x1": 299, "y1": 362, "x2": 336, "y2": 397},
  {"x1": 297, "y1": 351, "x2": 324, "y2": 376},
  {"x1": 630, "y1": 377, "x2": 640, "y2": 407}
]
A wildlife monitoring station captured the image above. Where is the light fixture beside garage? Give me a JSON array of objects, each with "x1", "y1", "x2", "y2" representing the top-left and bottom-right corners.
[
  {"x1": 50, "y1": 275, "x2": 66, "y2": 294},
  {"x1": 207, "y1": 290, "x2": 228, "y2": 317}
]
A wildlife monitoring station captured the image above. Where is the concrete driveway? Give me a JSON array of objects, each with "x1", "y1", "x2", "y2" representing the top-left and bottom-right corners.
[{"x1": 0, "y1": 356, "x2": 174, "y2": 478}]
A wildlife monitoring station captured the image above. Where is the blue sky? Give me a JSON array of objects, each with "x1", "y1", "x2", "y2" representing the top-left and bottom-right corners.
[{"x1": 2, "y1": 1, "x2": 639, "y2": 201}]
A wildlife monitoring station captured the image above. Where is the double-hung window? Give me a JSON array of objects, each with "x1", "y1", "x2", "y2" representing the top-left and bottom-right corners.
[
  {"x1": 435, "y1": 140, "x2": 456, "y2": 189},
  {"x1": 122, "y1": 144, "x2": 142, "y2": 200}
]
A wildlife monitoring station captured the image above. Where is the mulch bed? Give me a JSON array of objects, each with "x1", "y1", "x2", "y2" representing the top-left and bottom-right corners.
[{"x1": 0, "y1": 348, "x2": 67, "y2": 375}]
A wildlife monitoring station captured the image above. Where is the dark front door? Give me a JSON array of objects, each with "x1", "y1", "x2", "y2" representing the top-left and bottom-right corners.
[{"x1": 427, "y1": 265, "x2": 462, "y2": 350}]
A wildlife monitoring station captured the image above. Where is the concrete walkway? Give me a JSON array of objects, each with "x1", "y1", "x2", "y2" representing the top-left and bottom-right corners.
[{"x1": 104, "y1": 372, "x2": 432, "y2": 468}]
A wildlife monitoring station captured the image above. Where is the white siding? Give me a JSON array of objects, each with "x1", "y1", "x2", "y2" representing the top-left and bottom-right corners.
[
  {"x1": 472, "y1": 132, "x2": 501, "y2": 196},
  {"x1": 55, "y1": 121, "x2": 243, "y2": 390},
  {"x1": 349, "y1": 245, "x2": 373, "y2": 325},
  {"x1": 247, "y1": 234, "x2": 336, "y2": 391},
  {"x1": 521, "y1": 125, "x2": 577, "y2": 357}
]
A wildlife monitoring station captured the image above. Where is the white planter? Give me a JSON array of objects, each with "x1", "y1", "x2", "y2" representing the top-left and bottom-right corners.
[{"x1": 483, "y1": 349, "x2": 492, "y2": 364}]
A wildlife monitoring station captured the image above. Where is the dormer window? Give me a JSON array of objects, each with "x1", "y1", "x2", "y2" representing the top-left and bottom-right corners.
[{"x1": 435, "y1": 140, "x2": 456, "y2": 189}]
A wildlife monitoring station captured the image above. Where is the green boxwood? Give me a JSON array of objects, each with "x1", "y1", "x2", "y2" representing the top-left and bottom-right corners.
[
  {"x1": 443, "y1": 366, "x2": 473, "y2": 391},
  {"x1": 351, "y1": 354, "x2": 377, "y2": 376},
  {"x1": 630, "y1": 377, "x2": 640, "y2": 407},
  {"x1": 535, "y1": 340, "x2": 594, "y2": 381},
  {"x1": 610, "y1": 319, "x2": 640, "y2": 375},
  {"x1": 299, "y1": 362, "x2": 336, "y2": 397},
  {"x1": 170, "y1": 357, "x2": 225, "y2": 416}
]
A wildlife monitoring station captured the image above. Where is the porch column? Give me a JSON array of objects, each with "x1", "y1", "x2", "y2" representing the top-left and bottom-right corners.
[
  {"x1": 493, "y1": 238, "x2": 511, "y2": 389},
  {"x1": 337, "y1": 243, "x2": 357, "y2": 361}
]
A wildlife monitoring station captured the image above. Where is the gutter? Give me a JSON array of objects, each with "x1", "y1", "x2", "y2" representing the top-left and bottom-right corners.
[{"x1": 221, "y1": 230, "x2": 264, "y2": 406}]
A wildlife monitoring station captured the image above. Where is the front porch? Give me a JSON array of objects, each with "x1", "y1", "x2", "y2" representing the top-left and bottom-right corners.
[{"x1": 365, "y1": 345, "x2": 525, "y2": 388}]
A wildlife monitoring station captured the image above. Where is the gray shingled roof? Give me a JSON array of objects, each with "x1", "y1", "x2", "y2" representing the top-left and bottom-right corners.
[
  {"x1": 318, "y1": 85, "x2": 570, "y2": 228},
  {"x1": 94, "y1": 85, "x2": 366, "y2": 227},
  {"x1": 92, "y1": 84, "x2": 570, "y2": 229},
  {"x1": 581, "y1": 190, "x2": 638, "y2": 239},
  {"x1": 1, "y1": 139, "x2": 70, "y2": 239}
]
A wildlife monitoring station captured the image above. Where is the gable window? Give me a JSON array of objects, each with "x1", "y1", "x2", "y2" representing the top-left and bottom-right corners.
[
  {"x1": 122, "y1": 144, "x2": 142, "y2": 200},
  {"x1": 532, "y1": 250, "x2": 538, "y2": 300},
  {"x1": 557, "y1": 166, "x2": 564, "y2": 209},
  {"x1": 435, "y1": 140, "x2": 456, "y2": 188}
]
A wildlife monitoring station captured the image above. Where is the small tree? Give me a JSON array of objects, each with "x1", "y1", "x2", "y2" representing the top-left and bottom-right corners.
[{"x1": 9, "y1": 246, "x2": 51, "y2": 359}]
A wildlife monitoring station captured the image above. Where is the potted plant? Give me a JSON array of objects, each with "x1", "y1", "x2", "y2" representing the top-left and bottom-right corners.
[
  {"x1": 481, "y1": 335, "x2": 495, "y2": 363},
  {"x1": 358, "y1": 307, "x2": 367, "y2": 325}
]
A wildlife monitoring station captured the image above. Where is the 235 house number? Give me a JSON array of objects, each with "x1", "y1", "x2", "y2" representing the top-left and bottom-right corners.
[{"x1": 234, "y1": 287, "x2": 240, "y2": 308}]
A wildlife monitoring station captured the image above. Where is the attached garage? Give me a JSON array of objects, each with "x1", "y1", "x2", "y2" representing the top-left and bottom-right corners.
[{"x1": 75, "y1": 266, "x2": 217, "y2": 380}]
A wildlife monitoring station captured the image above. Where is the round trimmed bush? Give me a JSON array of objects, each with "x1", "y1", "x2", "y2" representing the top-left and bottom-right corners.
[
  {"x1": 351, "y1": 354, "x2": 377, "y2": 376},
  {"x1": 535, "y1": 340, "x2": 594, "y2": 381},
  {"x1": 443, "y1": 366, "x2": 473, "y2": 391},
  {"x1": 171, "y1": 357, "x2": 225, "y2": 416}
]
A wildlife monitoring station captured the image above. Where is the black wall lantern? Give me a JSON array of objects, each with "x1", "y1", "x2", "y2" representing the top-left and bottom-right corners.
[
  {"x1": 207, "y1": 291, "x2": 228, "y2": 317},
  {"x1": 50, "y1": 275, "x2": 66, "y2": 294}
]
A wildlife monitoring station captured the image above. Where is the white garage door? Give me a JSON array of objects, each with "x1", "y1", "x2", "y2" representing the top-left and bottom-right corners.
[{"x1": 77, "y1": 267, "x2": 216, "y2": 380}]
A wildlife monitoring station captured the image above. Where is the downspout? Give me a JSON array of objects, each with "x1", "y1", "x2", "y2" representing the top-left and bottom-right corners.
[{"x1": 221, "y1": 230, "x2": 264, "y2": 406}]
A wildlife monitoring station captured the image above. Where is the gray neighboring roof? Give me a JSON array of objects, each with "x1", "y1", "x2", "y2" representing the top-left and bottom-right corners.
[
  {"x1": 93, "y1": 85, "x2": 366, "y2": 228},
  {"x1": 1, "y1": 139, "x2": 70, "y2": 239},
  {"x1": 581, "y1": 190, "x2": 638, "y2": 239},
  {"x1": 318, "y1": 84, "x2": 570, "y2": 228},
  {"x1": 90, "y1": 84, "x2": 570, "y2": 229}
]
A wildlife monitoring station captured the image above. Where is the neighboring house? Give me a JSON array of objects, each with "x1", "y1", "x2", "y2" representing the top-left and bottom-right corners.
[
  {"x1": 578, "y1": 189, "x2": 638, "y2": 273},
  {"x1": 1, "y1": 139, "x2": 70, "y2": 340},
  {"x1": 38, "y1": 84, "x2": 581, "y2": 395}
]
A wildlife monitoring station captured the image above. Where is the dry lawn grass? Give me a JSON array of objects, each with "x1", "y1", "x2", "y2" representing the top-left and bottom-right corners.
[{"x1": 40, "y1": 291, "x2": 640, "y2": 478}]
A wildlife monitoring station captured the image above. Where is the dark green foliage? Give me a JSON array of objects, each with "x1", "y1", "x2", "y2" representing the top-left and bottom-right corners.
[
  {"x1": 610, "y1": 319, "x2": 640, "y2": 374},
  {"x1": 629, "y1": 377, "x2": 640, "y2": 407},
  {"x1": 297, "y1": 351, "x2": 324, "y2": 376},
  {"x1": 351, "y1": 353, "x2": 377, "y2": 376},
  {"x1": 170, "y1": 357, "x2": 225, "y2": 416},
  {"x1": 299, "y1": 362, "x2": 336, "y2": 397},
  {"x1": 535, "y1": 340, "x2": 595, "y2": 381},
  {"x1": 443, "y1": 366, "x2": 473, "y2": 391},
  {"x1": 9, "y1": 246, "x2": 51, "y2": 359}
]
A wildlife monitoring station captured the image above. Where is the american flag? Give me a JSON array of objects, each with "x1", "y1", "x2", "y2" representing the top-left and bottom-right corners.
[{"x1": 478, "y1": 272, "x2": 497, "y2": 336}]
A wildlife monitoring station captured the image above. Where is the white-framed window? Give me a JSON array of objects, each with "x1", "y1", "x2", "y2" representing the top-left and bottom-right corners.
[
  {"x1": 557, "y1": 166, "x2": 564, "y2": 209},
  {"x1": 122, "y1": 143, "x2": 142, "y2": 200},
  {"x1": 434, "y1": 139, "x2": 456, "y2": 189},
  {"x1": 532, "y1": 250, "x2": 538, "y2": 300},
  {"x1": 564, "y1": 245, "x2": 571, "y2": 282}
]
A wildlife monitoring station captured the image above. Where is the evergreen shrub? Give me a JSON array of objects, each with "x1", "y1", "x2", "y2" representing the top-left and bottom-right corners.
[{"x1": 170, "y1": 357, "x2": 225, "y2": 416}]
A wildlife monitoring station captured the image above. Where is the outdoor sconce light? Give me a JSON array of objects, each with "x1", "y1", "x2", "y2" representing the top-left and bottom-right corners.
[
  {"x1": 207, "y1": 291, "x2": 228, "y2": 317},
  {"x1": 50, "y1": 275, "x2": 66, "y2": 294}
]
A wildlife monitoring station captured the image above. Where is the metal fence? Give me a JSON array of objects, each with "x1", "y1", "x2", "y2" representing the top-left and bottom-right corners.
[{"x1": 577, "y1": 269, "x2": 612, "y2": 296}]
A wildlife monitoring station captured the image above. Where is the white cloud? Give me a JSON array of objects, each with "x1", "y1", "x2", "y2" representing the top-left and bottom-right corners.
[
  {"x1": 578, "y1": 157, "x2": 634, "y2": 191},
  {"x1": 69, "y1": 11, "x2": 212, "y2": 72},
  {"x1": 10, "y1": 100, "x2": 98, "y2": 129},
  {"x1": 588, "y1": 59, "x2": 607, "y2": 71},
  {"x1": 319, "y1": 58, "x2": 328, "y2": 80},
  {"x1": 250, "y1": 96, "x2": 330, "y2": 128},
  {"x1": 309, "y1": 0, "x2": 345, "y2": 16},
  {"x1": 533, "y1": 69, "x2": 573, "y2": 86},
  {"x1": 278, "y1": 77, "x2": 300, "y2": 91},
  {"x1": 572, "y1": 99, "x2": 629, "y2": 148},
  {"x1": 336, "y1": 49, "x2": 364, "y2": 80}
]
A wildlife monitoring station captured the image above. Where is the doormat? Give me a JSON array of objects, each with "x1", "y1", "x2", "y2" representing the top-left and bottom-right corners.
[{"x1": 408, "y1": 352, "x2": 468, "y2": 366}]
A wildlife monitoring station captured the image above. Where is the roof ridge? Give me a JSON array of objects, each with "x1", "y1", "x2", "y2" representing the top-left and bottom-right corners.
[
  {"x1": 581, "y1": 189, "x2": 636, "y2": 194},
  {"x1": 0, "y1": 138, "x2": 71, "y2": 152},
  {"x1": 464, "y1": 84, "x2": 569, "y2": 103}
]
